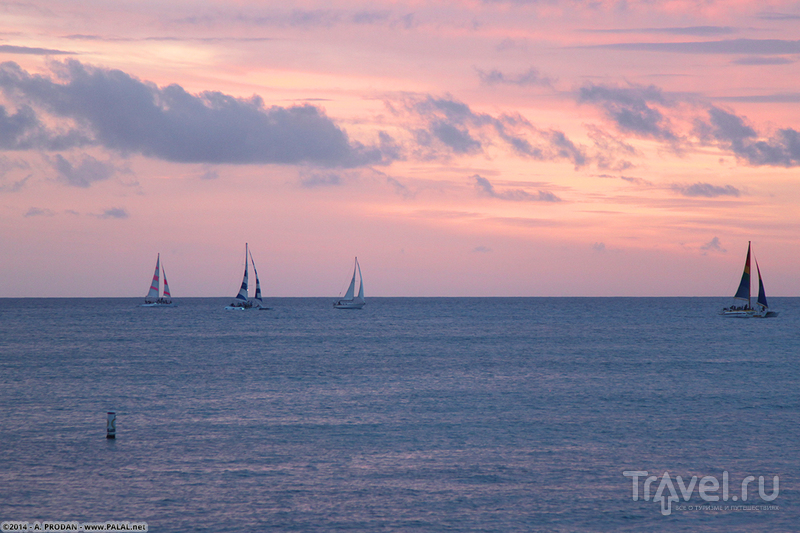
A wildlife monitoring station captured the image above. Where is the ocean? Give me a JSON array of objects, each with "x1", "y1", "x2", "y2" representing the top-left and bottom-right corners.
[{"x1": 1, "y1": 297, "x2": 797, "y2": 532}]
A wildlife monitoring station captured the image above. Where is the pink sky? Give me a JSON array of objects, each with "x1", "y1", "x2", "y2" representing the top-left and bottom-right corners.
[{"x1": 1, "y1": 0, "x2": 799, "y2": 297}]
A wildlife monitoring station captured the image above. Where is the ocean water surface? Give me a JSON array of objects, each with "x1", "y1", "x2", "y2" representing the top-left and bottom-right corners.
[{"x1": 0, "y1": 297, "x2": 798, "y2": 532}]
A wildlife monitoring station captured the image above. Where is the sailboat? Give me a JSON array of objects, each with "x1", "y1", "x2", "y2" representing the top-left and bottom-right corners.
[
  {"x1": 720, "y1": 241, "x2": 778, "y2": 318},
  {"x1": 225, "y1": 243, "x2": 268, "y2": 310},
  {"x1": 141, "y1": 253, "x2": 175, "y2": 307},
  {"x1": 334, "y1": 257, "x2": 365, "y2": 309}
]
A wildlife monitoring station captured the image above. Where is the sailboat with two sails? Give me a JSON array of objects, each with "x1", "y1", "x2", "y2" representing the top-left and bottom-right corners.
[
  {"x1": 720, "y1": 241, "x2": 778, "y2": 318},
  {"x1": 334, "y1": 257, "x2": 365, "y2": 309},
  {"x1": 141, "y1": 253, "x2": 175, "y2": 307},
  {"x1": 225, "y1": 243, "x2": 270, "y2": 310}
]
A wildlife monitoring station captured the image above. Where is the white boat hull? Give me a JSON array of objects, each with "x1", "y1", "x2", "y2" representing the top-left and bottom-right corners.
[
  {"x1": 140, "y1": 301, "x2": 176, "y2": 308},
  {"x1": 334, "y1": 300, "x2": 365, "y2": 309}
]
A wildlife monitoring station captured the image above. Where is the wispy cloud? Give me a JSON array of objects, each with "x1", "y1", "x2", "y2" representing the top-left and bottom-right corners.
[
  {"x1": 0, "y1": 44, "x2": 74, "y2": 55},
  {"x1": 98, "y1": 207, "x2": 128, "y2": 219},
  {"x1": 674, "y1": 182, "x2": 740, "y2": 198},
  {"x1": 404, "y1": 94, "x2": 587, "y2": 167},
  {"x1": 24, "y1": 207, "x2": 55, "y2": 217},
  {"x1": 473, "y1": 174, "x2": 561, "y2": 202},
  {"x1": 300, "y1": 171, "x2": 341, "y2": 187},
  {"x1": 695, "y1": 106, "x2": 800, "y2": 167},
  {"x1": 476, "y1": 67, "x2": 554, "y2": 87},
  {"x1": 732, "y1": 56, "x2": 794, "y2": 66},
  {"x1": 584, "y1": 39, "x2": 800, "y2": 55},
  {"x1": 701, "y1": 236, "x2": 726, "y2": 253},
  {"x1": 581, "y1": 26, "x2": 737, "y2": 37},
  {"x1": 578, "y1": 83, "x2": 678, "y2": 142}
]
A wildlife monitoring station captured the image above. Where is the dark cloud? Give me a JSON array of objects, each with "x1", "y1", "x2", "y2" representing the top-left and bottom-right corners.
[
  {"x1": 0, "y1": 44, "x2": 73, "y2": 55},
  {"x1": 473, "y1": 174, "x2": 561, "y2": 202},
  {"x1": 578, "y1": 83, "x2": 678, "y2": 142},
  {"x1": 98, "y1": 207, "x2": 128, "y2": 219},
  {"x1": 593, "y1": 242, "x2": 606, "y2": 252},
  {"x1": 0, "y1": 104, "x2": 89, "y2": 150},
  {"x1": 696, "y1": 107, "x2": 800, "y2": 167},
  {"x1": 472, "y1": 245, "x2": 492, "y2": 253},
  {"x1": 0, "y1": 60, "x2": 392, "y2": 167},
  {"x1": 586, "y1": 38, "x2": 800, "y2": 55},
  {"x1": 53, "y1": 154, "x2": 115, "y2": 188},
  {"x1": 476, "y1": 67, "x2": 554, "y2": 87},
  {"x1": 674, "y1": 182, "x2": 740, "y2": 198},
  {"x1": 581, "y1": 26, "x2": 736, "y2": 36}
]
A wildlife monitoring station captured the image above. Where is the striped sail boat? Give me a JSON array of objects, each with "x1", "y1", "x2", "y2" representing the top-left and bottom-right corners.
[
  {"x1": 141, "y1": 253, "x2": 175, "y2": 307},
  {"x1": 225, "y1": 243, "x2": 268, "y2": 310}
]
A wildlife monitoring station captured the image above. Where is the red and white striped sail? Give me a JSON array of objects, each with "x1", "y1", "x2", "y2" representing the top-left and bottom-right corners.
[
  {"x1": 162, "y1": 263, "x2": 172, "y2": 299},
  {"x1": 146, "y1": 254, "x2": 161, "y2": 300}
]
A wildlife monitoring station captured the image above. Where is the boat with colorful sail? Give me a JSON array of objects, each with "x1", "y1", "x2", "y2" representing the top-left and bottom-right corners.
[
  {"x1": 225, "y1": 243, "x2": 268, "y2": 310},
  {"x1": 720, "y1": 241, "x2": 778, "y2": 318},
  {"x1": 141, "y1": 253, "x2": 175, "y2": 307},
  {"x1": 334, "y1": 257, "x2": 365, "y2": 309}
]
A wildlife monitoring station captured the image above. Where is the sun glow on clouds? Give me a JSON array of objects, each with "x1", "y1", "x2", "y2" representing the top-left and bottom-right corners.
[{"x1": 1, "y1": 0, "x2": 800, "y2": 296}]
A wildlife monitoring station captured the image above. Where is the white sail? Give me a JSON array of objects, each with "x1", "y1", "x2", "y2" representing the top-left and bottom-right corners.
[
  {"x1": 145, "y1": 254, "x2": 160, "y2": 300},
  {"x1": 355, "y1": 258, "x2": 364, "y2": 303}
]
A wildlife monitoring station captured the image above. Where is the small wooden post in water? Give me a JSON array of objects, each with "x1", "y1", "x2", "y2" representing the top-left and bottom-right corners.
[{"x1": 106, "y1": 411, "x2": 116, "y2": 439}]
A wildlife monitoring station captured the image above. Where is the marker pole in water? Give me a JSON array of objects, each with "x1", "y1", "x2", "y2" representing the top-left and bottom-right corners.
[{"x1": 106, "y1": 411, "x2": 116, "y2": 439}]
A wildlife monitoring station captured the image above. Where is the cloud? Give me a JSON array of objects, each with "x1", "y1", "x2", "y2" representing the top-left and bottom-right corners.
[
  {"x1": 405, "y1": 95, "x2": 587, "y2": 167},
  {"x1": 53, "y1": 154, "x2": 115, "y2": 188},
  {"x1": 585, "y1": 39, "x2": 800, "y2": 55},
  {"x1": 476, "y1": 67, "x2": 554, "y2": 87},
  {"x1": 0, "y1": 44, "x2": 73, "y2": 55},
  {"x1": 757, "y1": 12, "x2": 800, "y2": 20},
  {"x1": 472, "y1": 245, "x2": 492, "y2": 253},
  {"x1": 473, "y1": 174, "x2": 561, "y2": 202},
  {"x1": 0, "y1": 104, "x2": 89, "y2": 150},
  {"x1": 696, "y1": 107, "x2": 800, "y2": 167},
  {"x1": 0, "y1": 60, "x2": 393, "y2": 167},
  {"x1": 701, "y1": 237, "x2": 726, "y2": 253},
  {"x1": 581, "y1": 26, "x2": 737, "y2": 37},
  {"x1": 98, "y1": 207, "x2": 128, "y2": 219},
  {"x1": 674, "y1": 182, "x2": 740, "y2": 197},
  {"x1": 713, "y1": 93, "x2": 800, "y2": 103},
  {"x1": 732, "y1": 57, "x2": 794, "y2": 66},
  {"x1": 299, "y1": 171, "x2": 341, "y2": 187},
  {"x1": 24, "y1": 207, "x2": 55, "y2": 217},
  {"x1": 593, "y1": 242, "x2": 606, "y2": 252},
  {"x1": 578, "y1": 83, "x2": 678, "y2": 142}
]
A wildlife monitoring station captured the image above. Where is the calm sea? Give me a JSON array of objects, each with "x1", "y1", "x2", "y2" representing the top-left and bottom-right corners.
[{"x1": 1, "y1": 297, "x2": 798, "y2": 532}]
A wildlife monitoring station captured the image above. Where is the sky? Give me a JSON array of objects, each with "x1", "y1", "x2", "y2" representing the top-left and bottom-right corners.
[{"x1": 1, "y1": 0, "x2": 800, "y2": 297}]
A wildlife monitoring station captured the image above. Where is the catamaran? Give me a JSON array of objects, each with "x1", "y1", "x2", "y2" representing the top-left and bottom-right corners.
[
  {"x1": 225, "y1": 243, "x2": 268, "y2": 310},
  {"x1": 720, "y1": 241, "x2": 778, "y2": 318},
  {"x1": 334, "y1": 257, "x2": 365, "y2": 309},
  {"x1": 141, "y1": 253, "x2": 175, "y2": 307}
]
